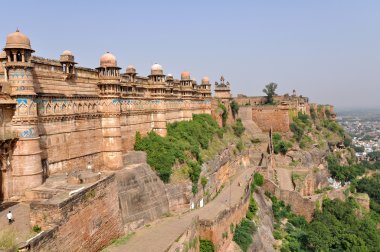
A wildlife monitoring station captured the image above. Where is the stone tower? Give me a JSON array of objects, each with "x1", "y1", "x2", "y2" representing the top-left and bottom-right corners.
[
  {"x1": 200, "y1": 76, "x2": 212, "y2": 99},
  {"x1": 97, "y1": 52, "x2": 123, "y2": 170},
  {"x1": 214, "y1": 75, "x2": 231, "y2": 100},
  {"x1": 148, "y1": 64, "x2": 167, "y2": 136},
  {"x1": 3, "y1": 30, "x2": 43, "y2": 196}
]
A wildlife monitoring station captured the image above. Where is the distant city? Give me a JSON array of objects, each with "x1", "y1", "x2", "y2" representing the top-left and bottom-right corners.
[{"x1": 337, "y1": 109, "x2": 380, "y2": 160}]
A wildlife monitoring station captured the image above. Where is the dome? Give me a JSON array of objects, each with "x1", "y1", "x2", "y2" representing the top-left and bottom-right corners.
[
  {"x1": 99, "y1": 52, "x2": 117, "y2": 68},
  {"x1": 126, "y1": 64, "x2": 136, "y2": 74},
  {"x1": 151, "y1": 63, "x2": 163, "y2": 75},
  {"x1": 151, "y1": 63, "x2": 163, "y2": 71},
  {"x1": 202, "y1": 76, "x2": 210, "y2": 84},
  {"x1": 62, "y1": 50, "x2": 73, "y2": 56},
  {"x1": 181, "y1": 71, "x2": 190, "y2": 80},
  {"x1": 167, "y1": 73, "x2": 173, "y2": 77},
  {"x1": 4, "y1": 29, "x2": 33, "y2": 51}
]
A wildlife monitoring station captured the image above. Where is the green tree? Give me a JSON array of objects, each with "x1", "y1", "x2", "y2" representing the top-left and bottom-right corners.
[{"x1": 262, "y1": 82, "x2": 278, "y2": 104}]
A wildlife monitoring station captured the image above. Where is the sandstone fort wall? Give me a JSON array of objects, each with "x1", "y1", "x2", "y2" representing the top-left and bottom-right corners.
[{"x1": 27, "y1": 174, "x2": 123, "y2": 252}]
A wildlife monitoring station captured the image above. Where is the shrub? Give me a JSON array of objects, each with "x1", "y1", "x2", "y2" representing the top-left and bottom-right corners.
[
  {"x1": 273, "y1": 229, "x2": 282, "y2": 240},
  {"x1": 236, "y1": 140, "x2": 244, "y2": 152},
  {"x1": 272, "y1": 133, "x2": 292, "y2": 154},
  {"x1": 232, "y1": 119, "x2": 245, "y2": 137},
  {"x1": 233, "y1": 218, "x2": 256, "y2": 252},
  {"x1": 290, "y1": 122, "x2": 304, "y2": 142},
  {"x1": 134, "y1": 114, "x2": 220, "y2": 183},
  {"x1": 230, "y1": 100, "x2": 239, "y2": 119},
  {"x1": 200, "y1": 239, "x2": 214, "y2": 252},
  {"x1": 218, "y1": 101, "x2": 228, "y2": 127},
  {"x1": 253, "y1": 172, "x2": 264, "y2": 186},
  {"x1": 201, "y1": 176, "x2": 208, "y2": 191},
  {"x1": 32, "y1": 225, "x2": 41, "y2": 233},
  {"x1": 246, "y1": 195, "x2": 258, "y2": 220}
]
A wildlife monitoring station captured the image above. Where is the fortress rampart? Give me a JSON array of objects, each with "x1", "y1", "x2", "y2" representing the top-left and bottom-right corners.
[{"x1": 0, "y1": 30, "x2": 215, "y2": 200}]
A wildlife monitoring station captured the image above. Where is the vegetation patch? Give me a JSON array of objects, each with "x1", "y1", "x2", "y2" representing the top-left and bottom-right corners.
[
  {"x1": 0, "y1": 229, "x2": 17, "y2": 251},
  {"x1": 233, "y1": 218, "x2": 257, "y2": 252},
  {"x1": 199, "y1": 239, "x2": 214, "y2": 252},
  {"x1": 135, "y1": 114, "x2": 220, "y2": 187},
  {"x1": 272, "y1": 133, "x2": 292, "y2": 155},
  {"x1": 232, "y1": 118, "x2": 245, "y2": 137},
  {"x1": 327, "y1": 154, "x2": 380, "y2": 182},
  {"x1": 265, "y1": 192, "x2": 380, "y2": 252}
]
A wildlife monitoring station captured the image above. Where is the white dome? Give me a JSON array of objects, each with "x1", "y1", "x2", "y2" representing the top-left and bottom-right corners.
[
  {"x1": 127, "y1": 64, "x2": 135, "y2": 69},
  {"x1": 167, "y1": 73, "x2": 173, "y2": 77},
  {"x1": 62, "y1": 50, "x2": 73, "y2": 56},
  {"x1": 151, "y1": 63, "x2": 163, "y2": 71}
]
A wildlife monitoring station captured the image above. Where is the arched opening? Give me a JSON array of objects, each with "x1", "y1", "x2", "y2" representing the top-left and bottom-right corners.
[{"x1": 16, "y1": 51, "x2": 22, "y2": 62}]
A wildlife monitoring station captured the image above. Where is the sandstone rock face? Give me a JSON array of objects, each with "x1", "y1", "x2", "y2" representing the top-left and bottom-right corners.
[
  {"x1": 252, "y1": 188, "x2": 276, "y2": 252},
  {"x1": 116, "y1": 155, "x2": 170, "y2": 233}
]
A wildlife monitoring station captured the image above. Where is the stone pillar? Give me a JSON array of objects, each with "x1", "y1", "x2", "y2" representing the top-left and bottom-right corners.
[
  {"x1": 100, "y1": 100, "x2": 123, "y2": 170},
  {"x1": 8, "y1": 67, "x2": 43, "y2": 197}
]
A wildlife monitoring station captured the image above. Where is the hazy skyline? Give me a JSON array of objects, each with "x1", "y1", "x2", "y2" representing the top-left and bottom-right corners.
[{"x1": 1, "y1": 0, "x2": 379, "y2": 109}]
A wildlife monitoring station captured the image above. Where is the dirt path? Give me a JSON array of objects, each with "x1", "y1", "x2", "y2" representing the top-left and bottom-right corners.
[
  {"x1": 276, "y1": 168, "x2": 294, "y2": 191},
  {"x1": 0, "y1": 203, "x2": 33, "y2": 248},
  {"x1": 105, "y1": 167, "x2": 255, "y2": 252}
]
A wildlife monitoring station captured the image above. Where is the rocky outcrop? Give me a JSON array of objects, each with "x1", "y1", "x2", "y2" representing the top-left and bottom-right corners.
[
  {"x1": 252, "y1": 188, "x2": 276, "y2": 252},
  {"x1": 116, "y1": 152, "x2": 170, "y2": 233}
]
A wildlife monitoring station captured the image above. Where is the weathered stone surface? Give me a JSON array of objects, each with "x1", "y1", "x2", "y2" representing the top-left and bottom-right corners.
[
  {"x1": 252, "y1": 188, "x2": 276, "y2": 252},
  {"x1": 28, "y1": 174, "x2": 123, "y2": 252},
  {"x1": 115, "y1": 162, "x2": 170, "y2": 233}
]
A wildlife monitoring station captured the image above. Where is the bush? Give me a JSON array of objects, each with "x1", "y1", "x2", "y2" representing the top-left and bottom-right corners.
[
  {"x1": 233, "y1": 218, "x2": 256, "y2": 252},
  {"x1": 218, "y1": 101, "x2": 228, "y2": 127},
  {"x1": 201, "y1": 176, "x2": 208, "y2": 191},
  {"x1": 230, "y1": 100, "x2": 239, "y2": 119},
  {"x1": 273, "y1": 229, "x2": 282, "y2": 240},
  {"x1": 232, "y1": 119, "x2": 245, "y2": 137},
  {"x1": 32, "y1": 225, "x2": 41, "y2": 233},
  {"x1": 246, "y1": 195, "x2": 258, "y2": 220},
  {"x1": 134, "y1": 114, "x2": 220, "y2": 183},
  {"x1": 200, "y1": 239, "x2": 214, "y2": 252},
  {"x1": 290, "y1": 122, "x2": 304, "y2": 142},
  {"x1": 272, "y1": 133, "x2": 292, "y2": 155},
  {"x1": 253, "y1": 172, "x2": 264, "y2": 186},
  {"x1": 236, "y1": 140, "x2": 244, "y2": 152}
]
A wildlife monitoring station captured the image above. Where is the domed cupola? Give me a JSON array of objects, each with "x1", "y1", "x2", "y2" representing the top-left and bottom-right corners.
[
  {"x1": 96, "y1": 52, "x2": 121, "y2": 97},
  {"x1": 181, "y1": 71, "x2": 190, "y2": 81},
  {"x1": 3, "y1": 29, "x2": 34, "y2": 64},
  {"x1": 60, "y1": 50, "x2": 77, "y2": 75},
  {"x1": 148, "y1": 63, "x2": 165, "y2": 83},
  {"x1": 99, "y1": 52, "x2": 119, "y2": 68},
  {"x1": 4, "y1": 29, "x2": 34, "y2": 52}
]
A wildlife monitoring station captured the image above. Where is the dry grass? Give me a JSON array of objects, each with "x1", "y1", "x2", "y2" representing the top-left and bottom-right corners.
[{"x1": 0, "y1": 228, "x2": 18, "y2": 252}]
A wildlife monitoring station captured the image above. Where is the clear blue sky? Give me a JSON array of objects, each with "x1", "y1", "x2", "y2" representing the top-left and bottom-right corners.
[{"x1": 1, "y1": 0, "x2": 379, "y2": 109}]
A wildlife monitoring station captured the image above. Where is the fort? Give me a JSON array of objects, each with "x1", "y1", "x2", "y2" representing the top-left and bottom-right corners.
[{"x1": 0, "y1": 30, "x2": 339, "y2": 252}]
